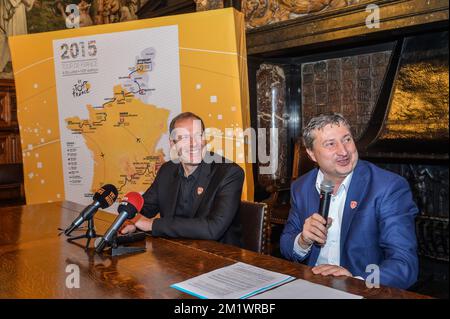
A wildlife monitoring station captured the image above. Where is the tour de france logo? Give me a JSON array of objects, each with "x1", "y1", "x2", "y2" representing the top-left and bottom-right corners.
[{"x1": 72, "y1": 80, "x2": 91, "y2": 97}]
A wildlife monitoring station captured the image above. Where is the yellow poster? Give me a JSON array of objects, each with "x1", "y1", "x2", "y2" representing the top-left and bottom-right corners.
[{"x1": 9, "y1": 8, "x2": 253, "y2": 205}]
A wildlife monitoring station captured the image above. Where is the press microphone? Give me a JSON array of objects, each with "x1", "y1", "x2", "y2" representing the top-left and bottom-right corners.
[
  {"x1": 95, "y1": 192, "x2": 144, "y2": 253},
  {"x1": 318, "y1": 180, "x2": 334, "y2": 224},
  {"x1": 63, "y1": 184, "x2": 118, "y2": 236}
]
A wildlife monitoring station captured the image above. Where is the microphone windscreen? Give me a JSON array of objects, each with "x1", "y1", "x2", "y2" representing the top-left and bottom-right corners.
[
  {"x1": 93, "y1": 184, "x2": 119, "y2": 208},
  {"x1": 117, "y1": 192, "x2": 144, "y2": 219},
  {"x1": 320, "y1": 180, "x2": 334, "y2": 193}
]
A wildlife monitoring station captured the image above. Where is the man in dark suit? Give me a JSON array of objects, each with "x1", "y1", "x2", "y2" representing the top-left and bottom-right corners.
[
  {"x1": 120, "y1": 112, "x2": 244, "y2": 246},
  {"x1": 280, "y1": 113, "x2": 418, "y2": 289}
]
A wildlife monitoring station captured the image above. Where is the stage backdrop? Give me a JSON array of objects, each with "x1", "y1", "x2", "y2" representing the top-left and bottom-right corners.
[{"x1": 9, "y1": 8, "x2": 253, "y2": 207}]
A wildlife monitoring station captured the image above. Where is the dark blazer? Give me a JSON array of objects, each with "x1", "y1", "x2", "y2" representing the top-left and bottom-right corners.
[
  {"x1": 140, "y1": 153, "x2": 244, "y2": 246},
  {"x1": 280, "y1": 160, "x2": 419, "y2": 289}
]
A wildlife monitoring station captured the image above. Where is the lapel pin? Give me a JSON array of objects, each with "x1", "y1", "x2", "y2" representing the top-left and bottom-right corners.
[
  {"x1": 197, "y1": 187, "x2": 204, "y2": 195},
  {"x1": 350, "y1": 201, "x2": 358, "y2": 209}
]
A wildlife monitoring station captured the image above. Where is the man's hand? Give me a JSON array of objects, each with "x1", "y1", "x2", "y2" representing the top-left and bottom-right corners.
[
  {"x1": 298, "y1": 213, "x2": 332, "y2": 249},
  {"x1": 312, "y1": 264, "x2": 352, "y2": 277},
  {"x1": 120, "y1": 214, "x2": 160, "y2": 234},
  {"x1": 119, "y1": 220, "x2": 137, "y2": 234}
]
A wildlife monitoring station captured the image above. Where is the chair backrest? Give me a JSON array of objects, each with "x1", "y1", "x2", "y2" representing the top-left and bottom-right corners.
[
  {"x1": 239, "y1": 200, "x2": 269, "y2": 254},
  {"x1": 0, "y1": 163, "x2": 23, "y2": 184}
]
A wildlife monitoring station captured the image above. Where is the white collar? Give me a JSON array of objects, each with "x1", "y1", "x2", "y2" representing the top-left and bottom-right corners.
[{"x1": 315, "y1": 169, "x2": 354, "y2": 196}]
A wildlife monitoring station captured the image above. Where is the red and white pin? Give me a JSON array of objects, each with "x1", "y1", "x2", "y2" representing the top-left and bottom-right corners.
[
  {"x1": 350, "y1": 201, "x2": 358, "y2": 209},
  {"x1": 197, "y1": 187, "x2": 204, "y2": 195}
]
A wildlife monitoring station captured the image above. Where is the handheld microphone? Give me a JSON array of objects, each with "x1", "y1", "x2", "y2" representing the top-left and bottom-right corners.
[
  {"x1": 318, "y1": 180, "x2": 334, "y2": 223},
  {"x1": 95, "y1": 192, "x2": 144, "y2": 253},
  {"x1": 64, "y1": 184, "x2": 118, "y2": 236}
]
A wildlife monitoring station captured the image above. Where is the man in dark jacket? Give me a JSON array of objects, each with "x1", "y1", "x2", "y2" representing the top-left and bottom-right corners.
[{"x1": 121, "y1": 112, "x2": 244, "y2": 246}]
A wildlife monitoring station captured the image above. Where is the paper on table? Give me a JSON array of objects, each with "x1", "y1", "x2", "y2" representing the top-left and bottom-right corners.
[
  {"x1": 170, "y1": 262, "x2": 295, "y2": 299},
  {"x1": 250, "y1": 278, "x2": 363, "y2": 299}
]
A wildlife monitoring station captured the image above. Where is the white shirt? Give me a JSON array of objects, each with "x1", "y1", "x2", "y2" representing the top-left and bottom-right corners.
[{"x1": 293, "y1": 170, "x2": 353, "y2": 266}]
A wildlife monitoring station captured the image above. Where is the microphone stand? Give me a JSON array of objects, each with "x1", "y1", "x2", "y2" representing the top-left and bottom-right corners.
[
  {"x1": 67, "y1": 218, "x2": 101, "y2": 250},
  {"x1": 95, "y1": 232, "x2": 147, "y2": 256},
  {"x1": 110, "y1": 242, "x2": 146, "y2": 257}
]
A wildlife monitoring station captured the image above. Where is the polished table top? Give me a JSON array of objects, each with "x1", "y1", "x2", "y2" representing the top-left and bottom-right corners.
[{"x1": 0, "y1": 201, "x2": 430, "y2": 299}]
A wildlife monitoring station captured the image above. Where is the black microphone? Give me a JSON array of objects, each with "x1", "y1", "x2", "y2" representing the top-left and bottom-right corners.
[
  {"x1": 318, "y1": 180, "x2": 334, "y2": 224},
  {"x1": 64, "y1": 184, "x2": 118, "y2": 236},
  {"x1": 95, "y1": 192, "x2": 144, "y2": 253}
]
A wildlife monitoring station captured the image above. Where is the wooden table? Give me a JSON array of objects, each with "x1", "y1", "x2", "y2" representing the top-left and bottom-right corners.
[{"x1": 0, "y1": 201, "x2": 429, "y2": 299}]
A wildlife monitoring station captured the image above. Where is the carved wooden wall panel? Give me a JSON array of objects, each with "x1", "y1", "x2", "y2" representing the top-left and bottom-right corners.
[
  {"x1": 301, "y1": 51, "x2": 391, "y2": 139},
  {"x1": 242, "y1": 0, "x2": 367, "y2": 29}
]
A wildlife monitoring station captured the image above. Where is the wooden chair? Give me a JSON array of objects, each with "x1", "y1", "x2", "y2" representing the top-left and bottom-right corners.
[
  {"x1": 239, "y1": 200, "x2": 270, "y2": 254},
  {"x1": 0, "y1": 163, "x2": 25, "y2": 206},
  {"x1": 263, "y1": 139, "x2": 302, "y2": 225},
  {"x1": 261, "y1": 139, "x2": 318, "y2": 255}
]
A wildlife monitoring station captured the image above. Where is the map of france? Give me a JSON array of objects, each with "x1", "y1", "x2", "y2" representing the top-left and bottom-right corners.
[{"x1": 66, "y1": 85, "x2": 170, "y2": 198}]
